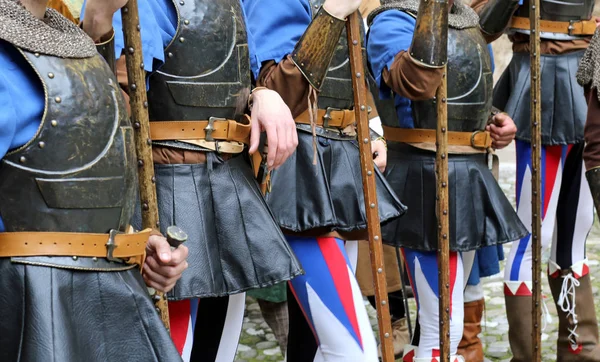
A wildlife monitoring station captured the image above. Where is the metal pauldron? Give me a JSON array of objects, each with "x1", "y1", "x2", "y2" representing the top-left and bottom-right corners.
[
  {"x1": 409, "y1": 0, "x2": 449, "y2": 67},
  {"x1": 291, "y1": 6, "x2": 347, "y2": 90},
  {"x1": 478, "y1": 0, "x2": 520, "y2": 36}
]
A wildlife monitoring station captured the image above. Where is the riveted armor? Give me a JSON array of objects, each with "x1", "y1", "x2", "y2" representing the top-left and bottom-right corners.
[
  {"x1": 147, "y1": 0, "x2": 251, "y2": 123},
  {"x1": 513, "y1": 0, "x2": 594, "y2": 22},
  {"x1": 0, "y1": 51, "x2": 137, "y2": 234}
]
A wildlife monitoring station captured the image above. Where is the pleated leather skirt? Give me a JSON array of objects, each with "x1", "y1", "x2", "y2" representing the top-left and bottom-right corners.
[
  {"x1": 264, "y1": 128, "x2": 406, "y2": 234},
  {"x1": 0, "y1": 260, "x2": 181, "y2": 362},
  {"x1": 381, "y1": 143, "x2": 528, "y2": 251},
  {"x1": 493, "y1": 50, "x2": 587, "y2": 145},
  {"x1": 143, "y1": 152, "x2": 303, "y2": 299}
]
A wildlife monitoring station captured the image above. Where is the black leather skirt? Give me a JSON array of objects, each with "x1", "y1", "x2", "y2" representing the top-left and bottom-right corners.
[
  {"x1": 264, "y1": 128, "x2": 406, "y2": 233},
  {"x1": 0, "y1": 259, "x2": 180, "y2": 362},
  {"x1": 381, "y1": 143, "x2": 528, "y2": 251},
  {"x1": 146, "y1": 152, "x2": 303, "y2": 299},
  {"x1": 493, "y1": 50, "x2": 586, "y2": 145}
]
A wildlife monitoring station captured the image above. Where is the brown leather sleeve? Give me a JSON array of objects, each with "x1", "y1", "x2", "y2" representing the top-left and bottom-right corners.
[
  {"x1": 256, "y1": 56, "x2": 311, "y2": 119},
  {"x1": 584, "y1": 87, "x2": 600, "y2": 170},
  {"x1": 382, "y1": 51, "x2": 444, "y2": 101},
  {"x1": 511, "y1": 34, "x2": 591, "y2": 54}
]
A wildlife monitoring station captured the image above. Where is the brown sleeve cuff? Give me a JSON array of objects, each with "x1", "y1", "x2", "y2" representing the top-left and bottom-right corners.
[{"x1": 382, "y1": 51, "x2": 444, "y2": 100}]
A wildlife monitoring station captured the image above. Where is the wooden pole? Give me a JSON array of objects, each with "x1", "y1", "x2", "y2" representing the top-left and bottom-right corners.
[
  {"x1": 121, "y1": 0, "x2": 171, "y2": 332},
  {"x1": 435, "y1": 66, "x2": 450, "y2": 362},
  {"x1": 529, "y1": 0, "x2": 543, "y2": 359},
  {"x1": 346, "y1": 11, "x2": 395, "y2": 362}
]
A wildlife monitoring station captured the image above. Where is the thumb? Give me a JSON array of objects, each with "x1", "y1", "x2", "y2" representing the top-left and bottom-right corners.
[
  {"x1": 148, "y1": 235, "x2": 172, "y2": 263},
  {"x1": 249, "y1": 109, "x2": 260, "y2": 154}
]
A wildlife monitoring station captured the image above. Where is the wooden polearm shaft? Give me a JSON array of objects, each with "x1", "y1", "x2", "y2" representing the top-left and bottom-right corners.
[
  {"x1": 121, "y1": 0, "x2": 171, "y2": 332},
  {"x1": 436, "y1": 67, "x2": 450, "y2": 362},
  {"x1": 529, "y1": 0, "x2": 543, "y2": 359},
  {"x1": 346, "y1": 11, "x2": 395, "y2": 362}
]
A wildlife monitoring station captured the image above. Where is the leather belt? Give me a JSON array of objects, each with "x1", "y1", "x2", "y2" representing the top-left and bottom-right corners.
[
  {"x1": 383, "y1": 126, "x2": 493, "y2": 149},
  {"x1": 0, "y1": 228, "x2": 151, "y2": 265},
  {"x1": 295, "y1": 108, "x2": 356, "y2": 129},
  {"x1": 149, "y1": 118, "x2": 251, "y2": 144},
  {"x1": 510, "y1": 16, "x2": 596, "y2": 36}
]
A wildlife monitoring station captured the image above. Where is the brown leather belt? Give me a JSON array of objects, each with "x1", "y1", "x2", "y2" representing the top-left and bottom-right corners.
[
  {"x1": 295, "y1": 108, "x2": 356, "y2": 129},
  {"x1": 383, "y1": 126, "x2": 493, "y2": 149},
  {"x1": 510, "y1": 16, "x2": 596, "y2": 36},
  {"x1": 0, "y1": 228, "x2": 151, "y2": 265},
  {"x1": 149, "y1": 119, "x2": 251, "y2": 144}
]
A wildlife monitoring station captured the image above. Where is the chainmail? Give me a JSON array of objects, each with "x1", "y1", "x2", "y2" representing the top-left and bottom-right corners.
[
  {"x1": 577, "y1": 27, "x2": 600, "y2": 101},
  {"x1": 0, "y1": 0, "x2": 96, "y2": 58},
  {"x1": 367, "y1": 0, "x2": 479, "y2": 29}
]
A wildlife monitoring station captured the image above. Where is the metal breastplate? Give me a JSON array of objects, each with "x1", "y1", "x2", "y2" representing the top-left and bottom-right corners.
[
  {"x1": 514, "y1": 0, "x2": 594, "y2": 22},
  {"x1": 410, "y1": 27, "x2": 493, "y2": 132},
  {"x1": 147, "y1": 0, "x2": 251, "y2": 122},
  {"x1": 0, "y1": 50, "x2": 137, "y2": 234},
  {"x1": 309, "y1": 0, "x2": 365, "y2": 110}
]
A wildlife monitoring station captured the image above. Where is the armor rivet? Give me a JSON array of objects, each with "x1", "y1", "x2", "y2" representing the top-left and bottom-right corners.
[
  {"x1": 314, "y1": 4, "x2": 319, "y2": 8},
  {"x1": 143, "y1": 101, "x2": 149, "y2": 108},
  {"x1": 532, "y1": 4, "x2": 536, "y2": 9},
  {"x1": 19, "y1": 156, "x2": 26, "y2": 163},
  {"x1": 143, "y1": 203, "x2": 149, "y2": 211},
  {"x1": 184, "y1": 19, "x2": 190, "y2": 25},
  {"x1": 128, "y1": 47, "x2": 134, "y2": 54},
  {"x1": 140, "y1": 63, "x2": 144, "y2": 69},
  {"x1": 377, "y1": 268, "x2": 383, "y2": 273},
  {"x1": 92, "y1": 257, "x2": 98, "y2": 262},
  {"x1": 443, "y1": 210, "x2": 448, "y2": 215},
  {"x1": 384, "y1": 333, "x2": 390, "y2": 338},
  {"x1": 309, "y1": 72, "x2": 313, "y2": 77},
  {"x1": 34, "y1": 53, "x2": 40, "y2": 57},
  {"x1": 179, "y1": 37, "x2": 185, "y2": 43},
  {"x1": 131, "y1": 83, "x2": 137, "y2": 91},
  {"x1": 72, "y1": 256, "x2": 78, "y2": 261},
  {"x1": 374, "y1": 235, "x2": 379, "y2": 241},
  {"x1": 51, "y1": 120, "x2": 58, "y2": 127},
  {"x1": 134, "y1": 122, "x2": 141, "y2": 129},
  {"x1": 137, "y1": 24, "x2": 141, "y2": 31},
  {"x1": 138, "y1": 160, "x2": 144, "y2": 167},
  {"x1": 168, "y1": 52, "x2": 174, "y2": 58},
  {"x1": 353, "y1": 40, "x2": 358, "y2": 45},
  {"x1": 441, "y1": 153, "x2": 446, "y2": 159},
  {"x1": 443, "y1": 233, "x2": 448, "y2": 239},
  {"x1": 363, "y1": 138, "x2": 369, "y2": 144},
  {"x1": 48, "y1": 72, "x2": 54, "y2": 79},
  {"x1": 152, "y1": 176, "x2": 156, "y2": 183},
  {"x1": 301, "y1": 62, "x2": 305, "y2": 67},
  {"x1": 180, "y1": 0, "x2": 185, "y2": 4},
  {"x1": 330, "y1": 20, "x2": 334, "y2": 24},
  {"x1": 38, "y1": 141, "x2": 45, "y2": 149},
  {"x1": 360, "y1": 105, "x2": 366, "y2": 111},
  {"x1": 367, "y1": 171, "x2": 373, "y2": 176},
  {"x1": 381, "y1": 300, "x2": 387, "y2": 305},
  {"x1": 442, "y1": 182, "x2": 447, "y2": 187},
  {"x1": 55, "y1": 97, "x2": 62, "y2": 103},
  {"x1": 370, "y1": 203, "x2": 376, "y2": 209},
  {"x1": 356, "y1": 72, "x2": 361, "y2": 78},
  {"x1": 441, "y1": 127, "x2": 446, "y2": 132}
]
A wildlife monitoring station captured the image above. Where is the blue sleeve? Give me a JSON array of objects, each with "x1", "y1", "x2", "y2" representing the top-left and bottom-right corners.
[
  {"x1": 242, "y1": 0, "x2": 312, "y2": 78},
  {"x1": 81, "y1": 0, "x2": 177, "y2": 73},
  {"x1": 366, "y1": 10, "x2": 416, "y2": 99}
]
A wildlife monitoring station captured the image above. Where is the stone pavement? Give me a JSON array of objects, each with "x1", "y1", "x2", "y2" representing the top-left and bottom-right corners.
[{"x1": 235, "y1": 144, "x2": 600, "y2": 361}]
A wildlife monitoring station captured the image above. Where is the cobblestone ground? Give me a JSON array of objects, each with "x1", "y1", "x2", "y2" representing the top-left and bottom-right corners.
[{"x1": 235, "y1": 147, "x2": 600, "y2": 361}]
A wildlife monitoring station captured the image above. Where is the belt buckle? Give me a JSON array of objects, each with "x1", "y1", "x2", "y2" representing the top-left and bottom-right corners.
[
  {"x1": 470, "y1": 130, "x2": 487, "y2": 150},
  {"x1": 106, "y1": 229, "x2": 124, "y2": 263},
  {"x1": 323, "y1": 107, "x2": 342, "y2": 129},
  {"x1": 205, "y1": 117, "x2": 226, "y2": 142},
  {"x1": 568, "y1": 20, "x2": 575, "y2": 36}
]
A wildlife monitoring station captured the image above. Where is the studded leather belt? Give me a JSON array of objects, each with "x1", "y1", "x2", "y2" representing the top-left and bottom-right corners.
[
  {"x1": 383, "y1": 126, "x2": 493, "y2": 149},
  {"x1": 295, "y1": 108, "x2": 356, "y2": 129},
  {"x1": 0, "y1": 228, "x2": 151, "y2": 265},
  {"x1": 510, "y1": 16, "x2": 596, "y2": 36},
  {"x1": 149, "y1": 118, "x2": 251, "y2": 144}
]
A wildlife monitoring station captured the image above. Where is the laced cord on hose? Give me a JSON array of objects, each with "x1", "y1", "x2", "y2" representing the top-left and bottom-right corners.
[
  {"x1": 558, "y1": 272, "x2": 581, "y2": 350},
  {"x1": 307, "y1": 86, "x2": 318, "y2": 165}
]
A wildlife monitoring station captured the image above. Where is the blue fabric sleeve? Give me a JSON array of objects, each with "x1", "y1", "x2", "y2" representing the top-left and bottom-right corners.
[
  {"x1": 0, "y1": 41, "x2": 45, "y2": 232},
  {"x1": 242, "y1": 0, "x2": 312, "y2": 78},
  {"x1": 366, "y1": 10, "x2": 416, "y2": 100},
  {"x1": 81, "y1": 0, "x2": 177, "y2": 73}
]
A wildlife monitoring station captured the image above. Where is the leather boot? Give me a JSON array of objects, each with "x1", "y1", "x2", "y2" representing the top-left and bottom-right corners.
[
  {"x1": 586, "y1": 168, "x2": 600, "y2": 217},
  {"x1": 378, "y1": 317, "x2": 411, "y2": 358},
  {"x1": 457, "y1": 299, "x2": 484, "y2": 362},
  {"x1": 548, "y1": 266, "x2": 600, "y2": 361},
  {"x1": 505, "y1": 293, "x2": 534, "y2": 362}
]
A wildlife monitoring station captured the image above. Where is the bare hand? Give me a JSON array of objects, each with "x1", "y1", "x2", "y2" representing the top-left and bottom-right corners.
[
  {"x1": 486, "y1": 112, "x2": 517, "y2": 149},
  {"x1": 82, "y1": 0, "x2": 128, "y2": 41},
  {"x1": 142, "y1": 234, "x2": 189, "y2": 293},
  {"x1": 323, "y1": 0, "x2": 362, "y2": 19},
  {"x1": 249, "y1": 89, "x2": 298, "y2": 170},
  {"x1": 371, "y1": 139, "x2": 387, "y2": 172}
]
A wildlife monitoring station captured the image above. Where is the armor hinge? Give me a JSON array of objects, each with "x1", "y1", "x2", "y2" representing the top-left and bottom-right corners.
[
  {"x1": 106, "y1": 229, "x2": 124, "y2": 263},
  {"x1": 205, "y1": 117, "x2": 226, "y2": 142}
]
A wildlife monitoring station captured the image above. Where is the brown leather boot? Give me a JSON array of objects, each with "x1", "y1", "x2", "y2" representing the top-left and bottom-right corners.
[
  {"x1": 548, "y1": 266, "x2": 600, "y2": 361},
  {"x1": 505, "y1": 292, "x2": 534, "y2": 362},
  {"x1": 457, "y1": 299, "x2": 484, "y2": 362}
]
